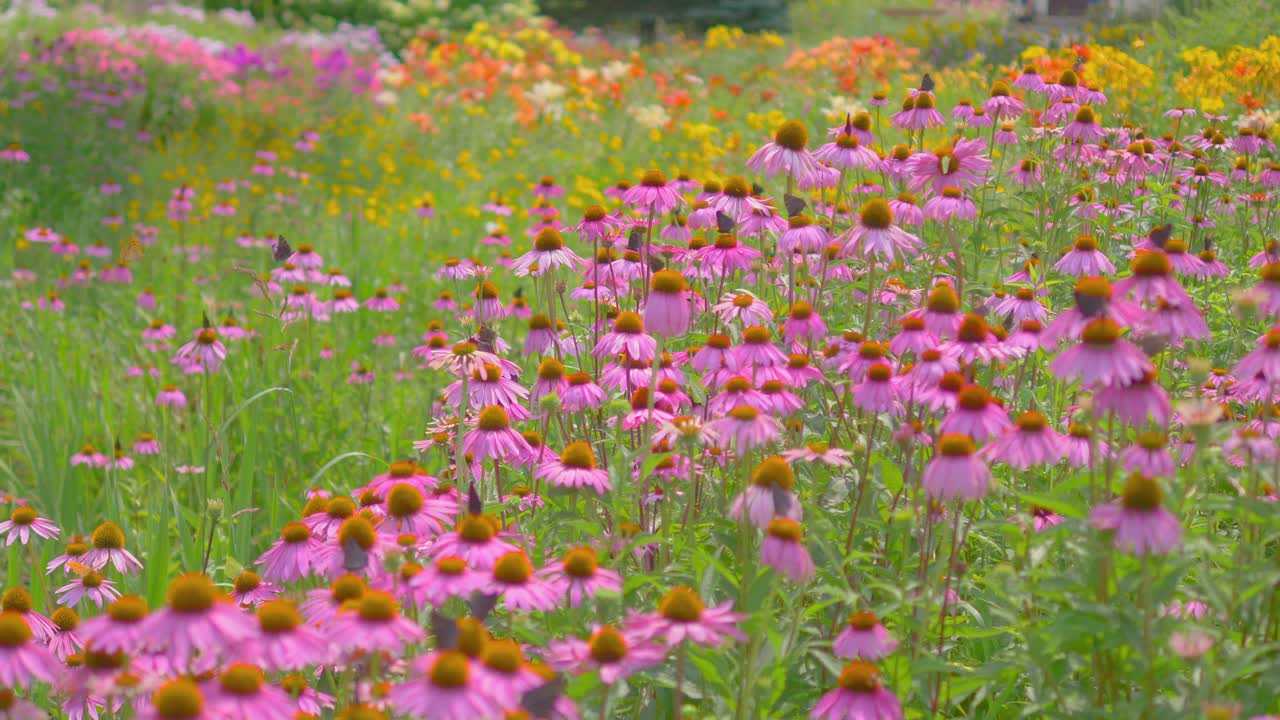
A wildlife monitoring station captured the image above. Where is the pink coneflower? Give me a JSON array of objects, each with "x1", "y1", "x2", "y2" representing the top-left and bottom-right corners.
[
  {"x1": 782, "y1": 302, "x2": 827, "y2": 345},
  {"x1": 488, "y1": 551, "x2": 560, "y2": 611},
  {"x1": 77, "y1": 595, "x2": 149, "y2": 653},
  {"x1": 430, "y1": 512, "x2": 519, "y2": 570},
  {"x1": 1121, "y1": 432, "x2": 1176, "y2": 477},
  {"x1": 982, "y1": 411, "x2": 1067, "y2": 469},
  {"x1": 943, "y1": 313, "x2": 1009, "y2": 365},
  {"x1": 1063, "y1": 106, "x2": 1104, "y2": 142},
  {"x1": 231, "y1": 570, "x2": 280, "y2": 607},
  {"x1": 55, "y1": 569, "x2": 120, "y2": 608},
  {"x1": 851, "y1": 364, "x2": 901, "y2": 416},
  {"x1": 707, "y1": 176, "x2": 771, "y2": 221},
  {"x1": 404, "y1": 556, "x2": 484, "y2": 608},
  {"x1": 1178, "y1": 162, "x2": 1227, "y2": 186},
  {"x1": 174, "y1": 328, "x2": 226, "y2": 373},
  {"x1": 463, "y1": 406, "x2": 529, "y2": 464},
  {"x1": 549, "y1": 624, "x2": 665, "y2": 685},
  {"x1": 573, "y1": 205, "x2": 625, "y2": 243},
  {"x1": 1049, "y1": 318, "x2": 1152, "y2": 388},
  {"x1": 1232, "y1": 328, "x2": 1280, "y2": 383},
  {"x1": 136, "y1": 678, "x2": 210, "y2": 720},
  {"x1": 712, "y1": 405, "x2": 782, "y2": 450},
  {"x1": 623, "y1": 170, "x2": 683, "y2": 214},
  {"x1": 814, "y1": 130, "x2": 880, "y2": 170},
  {"x1": 713, "y1": 291, "x2": 774, "y2": 327},
  {"x1": 202, "y1": 664, "x2": 294, "y2": 720},
  {"x1": 906, "y1": 137, "x2": 991, "y2": 196},
  {"x1": 834, "y1": 611, "x2": 898, "y2": 661},
  {"x1": 329, "y1": 590, "x2": 425, "y2": 655},
  {"x1": 645, "y1": 270, "x2": 692, "y2": 337},
  {"x1": 0, "y1": 144, "x2": 30, "y2": 163},
  {"x1": 563, "y1": 372, "x2": 607, "y2": 412},
  {"x1": 1093, "y1": 370, "x2": 1171, "y2": 427},
  {"x1": 761, "y1": 518, "x2": 815, "y2": 583},
  {"x1": 239, "y1": 600, "x2": 329, "y2": 671},
  {"x1": 512, "y1": 228, "x2": 584, "y2": 277},
  {"x1": 748, "y1": 119, "x2": 820, "y2": 179},
  {"x1": 536, "y1": 442, "x2": 611, "y2": 495},
  {"x1": 734, "y1": 325, "x2": 789, "y2": 370},
  {"x1": 839, "y1": 198, "x2": 920, "y2": 261},
  {"x1": 730, "y1": 456, "x2": 801, "y2": 527},
  {"x1": 691, "y1": 232, "x2": 762, "y2": 277},
  {"x1": 363, "y1": 287, "x2": 400, "y2": 312},
  {"x1": 0, "y1": 612, "x2": 61, "y2": 688},
  {"x1": 1054, "y1": 234, "x2": 1115, "y2": 276},
  {"x1": 983, "y1": 80, "x2": 1025, "y2": 120},
  {"x1": 923, "y1": 434, "x2": 991, "y2": 501},
  {"x1": 891, "y1": 92, "x2": 944, "y2": 131},
  {"x1": 924, "y1": 187, "x2": 977, "y2": 222},
  {"x1": 779, "y1": 215, "x2": 832, "y2": 253},
  {"x1": 938, "y1": 386, "x2": 1011, "y2": 442},
  {"x1": 0, "y1": 589, "x2": 53, "y2": 644},
  {"x1": 388, "y1": 651, "x2": 501, "y2": 720},
  {"x1": 0, "y1": 506, "x2": 59, "y2": 545},
  {"x1": 140, "y1": 573, "x2": 256, "y2": 666},
  {"x1": 299, "y1": 574, "x2": 366, "y2": 628},
  {"x1": 255, "y1": 522, "x2": 323, "y2": 582},
  {"x1": 70, "y1": 444, "x2": 109, "y2": 468},
  {"x1": 629, "y1": 586, "x2": 745, "y2": 648},
  {"x1": 540, "y1": 546, "x2": 622, "y2": 608},
  {"x1": 782, "y1": 441, "x2": 852, "y2": 466},
  {"x1": 594, "y1": 311, "x2": 657, "y2": 361},
  {"x1": 811, "y1": 661, "x2": 903, "y2": 720},
  {"x1": 383, "y1": 482, "x2": 446, "y2": 538},
  {"x1": 47, "y1": 607, "x2": 83, "y2": 663},
  {"x1": 1090, "y1": 473, "x2": 1182, "y2": 556}
]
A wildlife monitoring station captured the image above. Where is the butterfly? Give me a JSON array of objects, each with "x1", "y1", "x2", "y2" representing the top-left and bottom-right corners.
[
  {"x1": 783, "y1": 193, "x2": 807, "y2": 218},
  {"x1": 119, "y1": 237, "x2": 144, "y2": 264},
  {"x1": 1074, "y1": 290, "x2": 1109, "y2": 319},
  {"x1": 627, "y1": 226, "x2": 644, "y2": 252},
  {"x1": 431, "y1": 610, "x2": 461, "y2": 649},
  {"x1": 521, "y1": 677, "x2": 566, "y2": 718},
  {"x1": 67, "y1": 561, "x2": 93, "y2": 578},
  {"x1": 271, "y1": 235, "x2": 293, "y2": 263},
  {"x1": 202, "y1": 311, "x2": 212, "y2": 330},
  {"x1": 715, "y1": 211, "x2": 736, "y2": 234},
  {"x1": 474, "y1": 325, "x2": 497, "y2": 354},
  {"x1": 467, "y1": 482, "x2": 484, "y2": 516},
  {"x1": 1148, "y1": 224, "x2": 1172, "y2": 249},
  {"x1": 342, "y1": 537, "x2": 369, "y2": 572},
  {"x1": 920, "y1": 73, "x2": 935, "y2": 93}
]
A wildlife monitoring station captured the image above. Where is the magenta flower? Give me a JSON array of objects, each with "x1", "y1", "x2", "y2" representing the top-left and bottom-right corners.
[
  {"x1": 834, "y1": 611, "x2": 898, "y2": 661},
  {"x1": 982, "y1": 411, "x2": 1066, "y2": 469},
  {"x1": 0, "y1": 506, "x2": 59, "y2": 545},
  {"x1": 627, "y1": 586, "x2": 745, "y2": 648},
  {"x1": 78, "y1": 595, "x2": 149, "y2": 654},
  {"x1": 1049, "y1": 318, "x2": 1152, "y2": 388},
  {"x1": 923, "y1": 435, "x2": 992, "y2": 502},
  {"x1": 762, "y1": 518, "x2": 815, "y2": 583},
  {"x1": 811, "y1": 662, "x2": 903, "y2": 720},
  {"x1": 535, "y1": 442, "x2": 612, "y2": 495},
  {"x1": 488, "y1": 551, "x2": 560, "y2": 611},
  {"x1": 140, "y1": 573, "x2": 256, "y2": 666},
  {"x1": 906, "y1": 137, "x2": 991, "y2": 196},
  {"x1": 0, "y1": 612, "x2": 61, "y2": 688},
  {"x1": 429, "y1": 513, "x2": 520, "y2": 570},
  {"x1": 712, "y1": 405, "x2": 782, "y2": 451},
  {"x1": 204, "y1": 664, "x2": 294, "y2": 720},
  {"x1": 407, "y1": 556, "x2": 487, "y2": 608},
  {"x1": 173, "y1": 328, "x2": 227, "y2": 373},
  {"x1": 255, "y1": 522, "x2": 323, "y2": 583},
  {"x1": 839, "y1": 198, "x2": 920, "y2": 261},
  {"x1": 1090, "y1": 474, "x2": 1182, "y2": 556},
  {"x1": 82, "y1": 521, "x2": 142, "y2": 574},
  {"x1": 747, "y1": 120, "x2": 820, "y2": 179},
  {"x1": 548, "y1": 625, "x2": 665, "y2": 685},
  {"x1": 463, "y1": 406, "x2": 529, "y2": 464},
  {"x1": 540, "y1": 546, "x2": 623, "y2": 608},
  {"x1": 237, "y1": 600, "x2": 329, "y2": 671},
  {"x1": 623, "y1": 170, "x2": 683, "y2": 214},
  {"x1": 389, "y1": 651, "x2": 503, "y2": 720},
  {"x1": 55, "y1": 570, "x2": 120, "y2": 608},
  {"x1": 328, "y1": 590, "x2": 425, "y2": 655},
  {"x1": 644, "y1": 270, "x2": 692, "y2": 337}
]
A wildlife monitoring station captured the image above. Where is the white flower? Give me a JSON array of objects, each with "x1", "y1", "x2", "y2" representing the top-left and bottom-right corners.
[
  {"x1": 374, "y1": 90, "x2": 399, "y2": 107},
  {"x1": 634, "y1": 104, "x2": 670, "y2": 131},
  {"x1": 824, "y1": 95, "x2": 866, "y2": 122},
  {"x1": 529, "y1": 80, "x2": 567, "y2": 106},
  {"x1": 600, "y1": 60, "x2": 632, "y2": 83},
  {"x1": 1237, "y1": 108, "x2": 1280, "y2": 133}
]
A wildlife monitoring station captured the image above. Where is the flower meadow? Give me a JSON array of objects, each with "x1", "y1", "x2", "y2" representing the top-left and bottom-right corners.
[{"x1": 4, "y1": 2, "x2": 1280, "y2": 719}]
